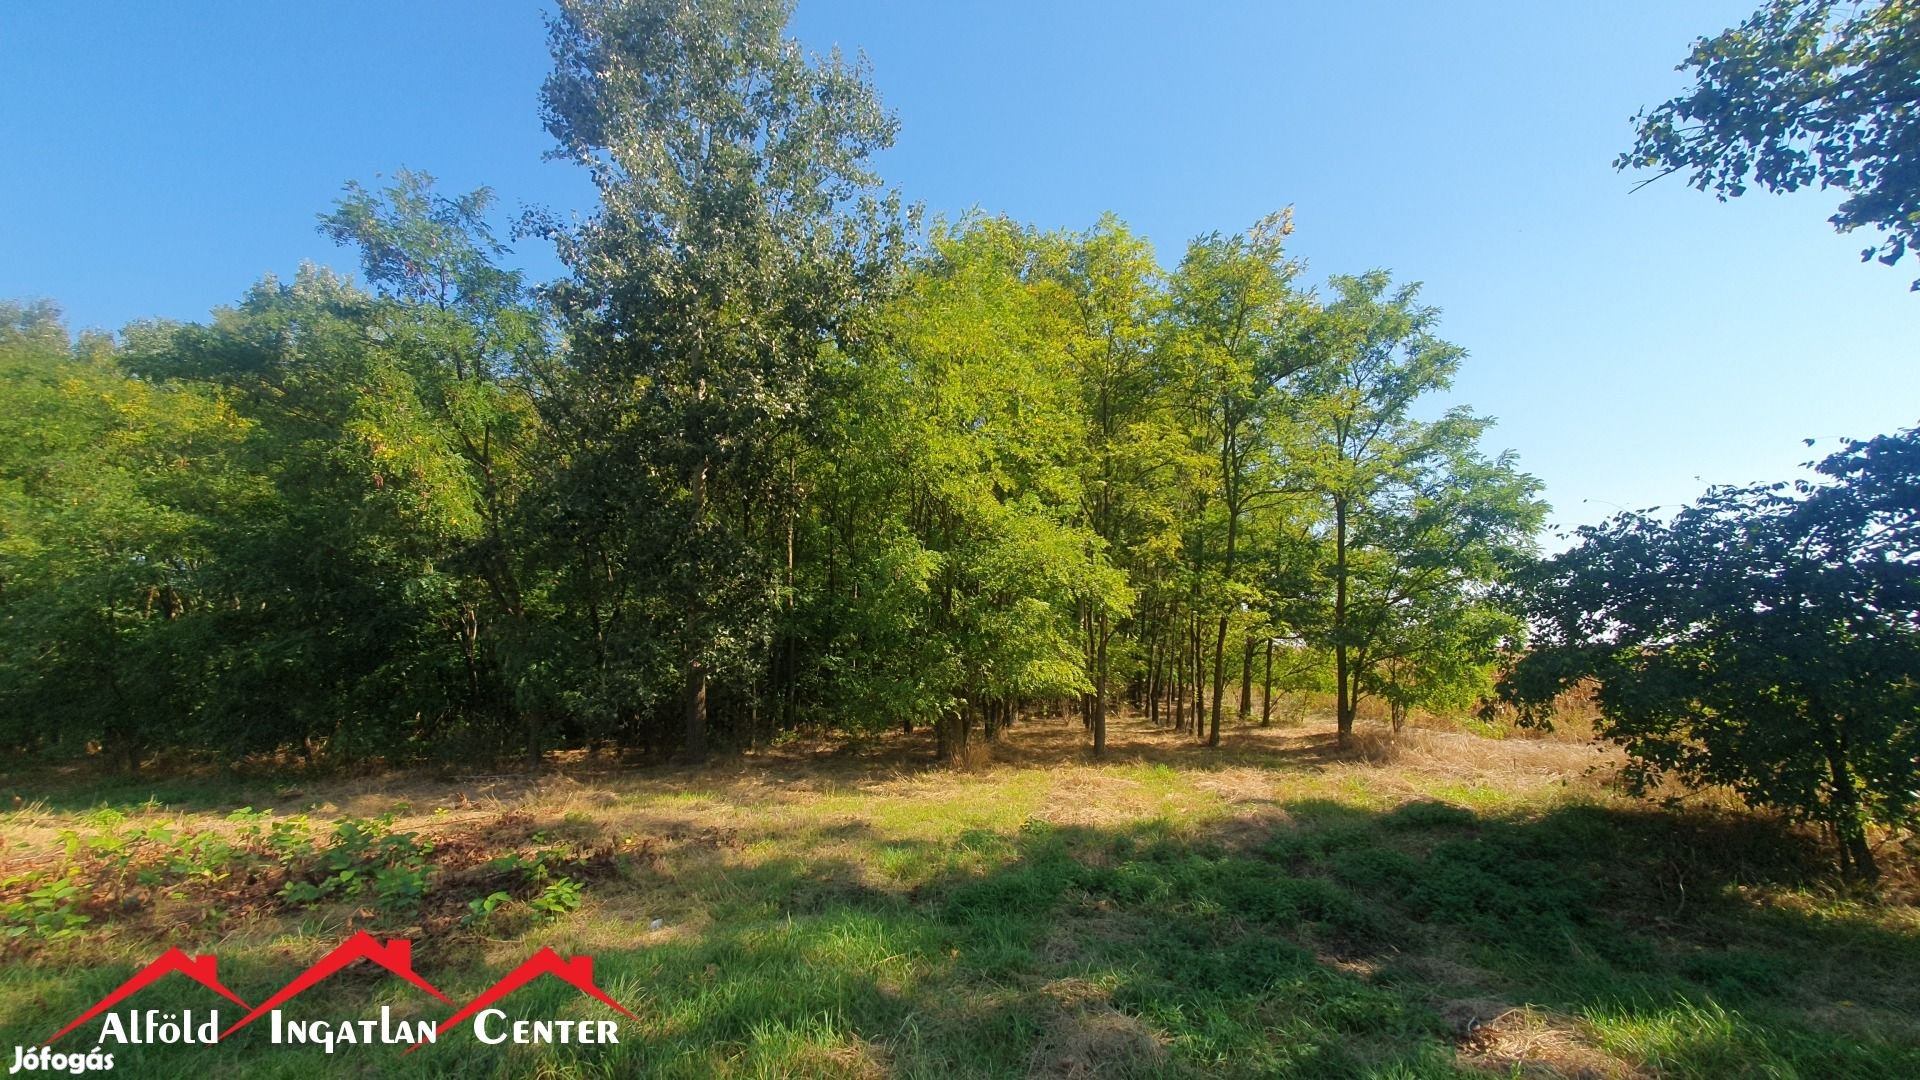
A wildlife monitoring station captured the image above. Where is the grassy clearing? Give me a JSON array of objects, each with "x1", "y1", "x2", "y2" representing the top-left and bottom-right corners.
[{"x1": 1, "y1": 717, "x2": 1915, "y2": 1078}]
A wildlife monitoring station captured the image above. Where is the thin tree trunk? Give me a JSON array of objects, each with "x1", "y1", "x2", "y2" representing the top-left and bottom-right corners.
[
  {"x1": 1093, "y1": 608, "x2": 1108, "y2": 755},
  {"x1": 684, "y1": 662, "x2": 707, "y2": 762},
  {"x1": 1334, "y1": 495, "x2": 1354, "y2": 745},
  {"x1": 1147, "y1": 635, "x2": 1162, "y2": 728},
  {"x1": 684, "y1": 362, "x2": 711, "y2": 761},
  {"x1": 1208, "y1": 615, "x2": 1227, "y2": 747},
  {"x1": 1261, "y1": 636, "x2": 1274, "y2": 727},
  {"x1": 1238, "y1": 632, "x2": 1255, "y2": 722},
  {"x1": 1173, "y1": 633, "x2": 1186, "y2": 730},
  {"x1": 1191, "y1": 613, "x2": 1205, "y2": 737}
]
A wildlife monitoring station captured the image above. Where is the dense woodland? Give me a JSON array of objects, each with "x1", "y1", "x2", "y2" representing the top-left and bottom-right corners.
[
  {"x1": 2, "y1": 0, "x2": 1915, "y2": 881},
  {"x1": 0, "y1": 3, "x2": 1545, "y2": 771}
]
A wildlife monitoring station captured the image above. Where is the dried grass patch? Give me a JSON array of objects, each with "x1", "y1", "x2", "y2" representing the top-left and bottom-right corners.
[
  {"x1": 1311, "y1": 724, "x2": 1624, "y2": 807},
  {"x1": 1026, "y1": 1003, "x2": 1166, "y2": 1079},
  {"x1": 790, "y1": 1037, "x2": 892, "y2": 1080},
  {"x1": 1189, "y1": 766, "x2": 1279, "y2": 806},
  {"x1": 1033, "y1": 770, "x2": 1151, "y2": 829},
  {"x1": 1453, "y1": 1004, "x2": 1639, "y2": 1079}
]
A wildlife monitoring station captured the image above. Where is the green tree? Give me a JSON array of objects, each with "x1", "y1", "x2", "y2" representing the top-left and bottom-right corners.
[
  {"x1": 1047, "y1": 214, "x2": 1172, "y2": 754},
  {"x1": 1355, "y1": 458, "x2": 1539, "y2": 733},
  {"x1": 539, "y1": 0, "x2": 910, "y2": 759},
  {"x1": 125, "y1": 269, "x2": 491, "y2": 759},
  {"x1": 1287, "y1": 273, "x2": 1544, "y2": 746},
  {"x1": 1165, "y1": 211, "x2": 1312, "y2": 747},
  {"x1": 1621, "y1": 0, "x2": 1920, "y2": 287},
  {"x1": 319, "y1": 169, "x2": 553, "y2": 760},
  {"x1": 1502, "y1": 427, "x2": 1920, "y2": 881},
  {"x1": 0, "y1": 303, "x2": 258, "y2": 767},
  {"x1": 853, "y1": 218, "x2": 1129, "y2": 760}
]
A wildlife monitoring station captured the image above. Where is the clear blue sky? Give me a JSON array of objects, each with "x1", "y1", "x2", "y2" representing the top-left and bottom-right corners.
[{"x1": 2, "y1": 1, "x2": 1913, "y2": 539}]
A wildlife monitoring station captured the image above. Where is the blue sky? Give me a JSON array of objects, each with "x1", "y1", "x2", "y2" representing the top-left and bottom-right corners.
[{"x1": 2, "y1": 1, "x2": 1913, "y2": 539}]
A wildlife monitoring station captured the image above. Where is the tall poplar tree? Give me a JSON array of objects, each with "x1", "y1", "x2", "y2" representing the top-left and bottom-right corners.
[{"x1": 539, "y1": 0, "x2": 909, "y2": 758}]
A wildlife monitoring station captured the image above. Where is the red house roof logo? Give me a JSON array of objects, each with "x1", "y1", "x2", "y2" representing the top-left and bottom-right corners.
[
  {"x1": 408, "y1": 947, "x2": 635, "y2": 1053},
  {"x1": 47, "y1": 948, "x2": 250, "y2": 1043},
  {"x1": 220, "y1": 932, "x2": 450, "y2": 1039},
  {"x1": 43, "y1": 936, "x2": 633, "y2": 1054}
]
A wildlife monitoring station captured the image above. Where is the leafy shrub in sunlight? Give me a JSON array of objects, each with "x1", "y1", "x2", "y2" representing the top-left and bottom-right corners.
[{"x1": 0, "y1": 872, "x2": 91, "y2": 941}]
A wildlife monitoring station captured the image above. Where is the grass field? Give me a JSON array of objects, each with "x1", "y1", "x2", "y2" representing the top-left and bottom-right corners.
[{"x1": 2, "y1": 715, "x2": 1916, "y2": 1078}]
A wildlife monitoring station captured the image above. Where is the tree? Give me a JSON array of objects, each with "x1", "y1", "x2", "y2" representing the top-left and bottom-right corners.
[
  {"x1": 849, "y1": 217, "x2": 1130, "y2": 761},
  {"x1": 1356, "y1": 470, "x2": 1536, "y2": 734},
  {"x1": 1047, "y1": 214, "x2": 1170, "y2": 755},
  {"x1": 8, "y1": 3, "x2": 1575, "y2": 774},
  {"x1": 0, "y1": 303, "x2": 256, "y2": 768},
  {"x1": 1165, "y1": 212, "x2": 1311, "y2": 747},
  {"x1": 125, "y1": 268, "x2": 510, "y2": 760},
  {"x1": 539, "y1": 0, "x2": 910, "y2": 759},
  {"x1": 319, "y1": 170, "x2": 553, "y2": 760},
  {"x1": 1501, "y1": 427, "x2": 1920, "y2": 881},
  {"x1": 1620, "y1": 0, "x2": 1920, "y2": 287},
  {"x1": 1286, "y1": 273, "x2": 1544, "y2": 746}
]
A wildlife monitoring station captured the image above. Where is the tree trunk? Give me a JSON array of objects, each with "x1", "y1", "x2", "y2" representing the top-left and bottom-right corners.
[
  {"x1": 1823, "y1": 737, "x2": 1878, "y2": 882},
  {"x1": 1335, "y1": 652, "x2": 1354, "y2": 744},
  {"x1": 1173, "y1": 636, "x2": 1185, "y2": 731},
  {"x1": 1238, "y1": 633, "x2": 1255, "y2": 722},
  {"x1": 1191, "y1": 613, "x2": 1205, "y2": 738},
  {"x1": 683, "y1": 662, "x2": 707, "y2": 762},
  {"x1": 1334, "y1": 495, "x2": 1354, "y2": 746},
  {"x1": 946, "y1": 703, "x2": 973, "y2": 765},
  {"x1": 1260, "y1": 636, "x2": 1274, "y2": 727},
  {"x1": 1208, "y1": 615, "x2": 1227, "y2": 747},
  {"x1": 1093, "y1": 608, "x2": 1109, "y2": 756},
  {"x1": 684, "y1": 443, "x2": 711, "y2": 762},
  {"x1": 1147, "y1": 636, "x2": 1161, "y2": 728},
  {"x1": 1079, "y1": 598, "x2": 1093, "y2": 731},
  {"x1": 782, "y1": 446, "x2": 798, "y2": 737}
]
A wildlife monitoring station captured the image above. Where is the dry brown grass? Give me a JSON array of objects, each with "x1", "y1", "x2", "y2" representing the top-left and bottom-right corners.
[
  {"x1": 1454, "y1": 1004, "x2": 1639, "y2": 1080},
  {"x1": 0, "y1": 709, "x2": 1631, "y2": 871},
  {"x1": 788, "y1": 1037, "x2": 892, "y2": 1080},
  {"x1": 1026, "y1": 1001, "x2": 1167, "y2": 1079},
  {"x1": 1469, "y1": 679, "x2": 1604, "y2": 743},
  {"x1": 952, "y1": 739, "x2": 996, "y2": 772}
]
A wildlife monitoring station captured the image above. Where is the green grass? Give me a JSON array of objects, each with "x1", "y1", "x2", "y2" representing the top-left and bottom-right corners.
[{"x1": 1, "y1": 720, "x2": 1914, "y2": 1078}]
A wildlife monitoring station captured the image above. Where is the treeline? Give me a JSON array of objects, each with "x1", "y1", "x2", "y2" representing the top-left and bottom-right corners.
[{"x1": 0, "y1": 0, "x2": 1543, "y2": 769}]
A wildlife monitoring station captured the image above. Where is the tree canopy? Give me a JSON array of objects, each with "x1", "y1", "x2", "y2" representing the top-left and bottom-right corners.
[
  {"x1": 1621, "y1": 0, "x2": 1920, "y2": 288},
  {"x1": 1501, "y1": 428, "x2": 1920, "y2": 880},
  {"x1": 0, "y1": 0, "x2": 1546, "y2": 773}
]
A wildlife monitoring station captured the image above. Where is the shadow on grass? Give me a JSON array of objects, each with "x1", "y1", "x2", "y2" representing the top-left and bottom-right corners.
[
  {"x1": 3, "y1": 792, "x2": 1916, "y2": 1078},
  {"x1": 0, "y1": 767, "x2": 292, "y2": 814},
  {"x1": 0, "y1": 712, "x2": 1431, "y2": 817}
]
